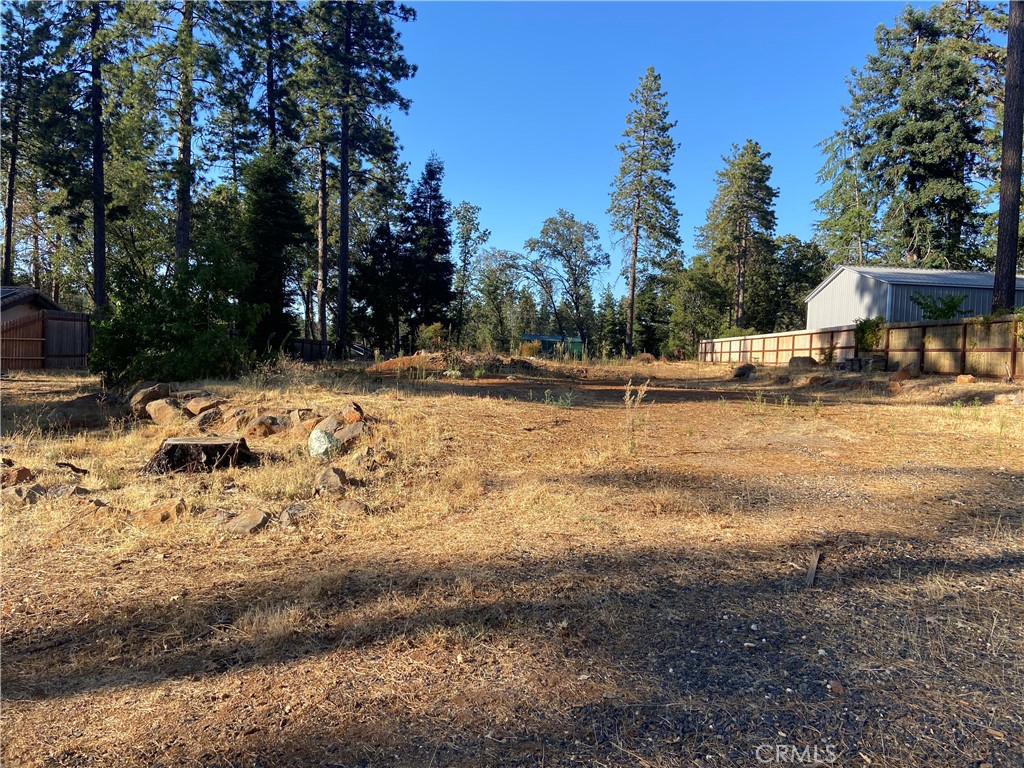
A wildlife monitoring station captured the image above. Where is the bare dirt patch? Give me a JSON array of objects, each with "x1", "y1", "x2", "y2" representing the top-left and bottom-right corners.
[{"x1": 2, "y1": 363, "x2": 1022, "y2": 767}]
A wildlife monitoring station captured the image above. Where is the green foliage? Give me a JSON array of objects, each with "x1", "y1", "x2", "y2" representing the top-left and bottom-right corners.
[
  {"x1": 839, "y1": 1, "x2": 1004, "y2": 267},
  {"x1": 745, "y1": 236, "x2": 829, "y2": 333},
  {"x1": 608, "y1": 66, "x2": 680, "y2": 354},
  {"x1": 667, "y1": 258, "x2": 730, "y2": 358},
  {"x1": 238, "y1": 149, "x2": 310, "y2": 355},
  {"x1": 854, "y1": 316, "x2": 886, "y2": 352},
  {"x1": 90, "y1": 189, "x2": 258, "y2": 384},
  {"x1": 697, "y1": 140, "x2": 778, "y2": 329},
  {"x1": 523, "y1": 210, "x2": 607, "y2": 346},
  {"x1": 909, "y1": 292, "x2": 969, "y2": 320}
]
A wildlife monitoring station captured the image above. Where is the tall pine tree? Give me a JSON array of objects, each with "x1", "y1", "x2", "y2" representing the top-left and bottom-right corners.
[{"x1": 608, "y1": 66, "x2": 681, "y2": 357}]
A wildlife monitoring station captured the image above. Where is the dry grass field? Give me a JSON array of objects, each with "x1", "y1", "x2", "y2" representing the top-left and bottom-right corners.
[{"x1": 2, "y1": 359, "x2": 1022, "y2": 767}]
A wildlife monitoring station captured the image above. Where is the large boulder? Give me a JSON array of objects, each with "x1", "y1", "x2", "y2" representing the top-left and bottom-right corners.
[
  {"x1": 48, "y1": 393, "x2": 127, "y2": 430},
  {"x1": 788, "y1": 356, "x2": 818, "y2": 371},
  {"x1": 731, "y1": 363, "x2": 756, "y2": 380},
  {"x1": 185, "y1": 396, "x2": 226, "y2": 417},
  {"x1": 129, "y1": 383, "x2": 171, "y2": 418},
  {"x1": 146, "y1": 398, "x2": 186, "y2": 425}
]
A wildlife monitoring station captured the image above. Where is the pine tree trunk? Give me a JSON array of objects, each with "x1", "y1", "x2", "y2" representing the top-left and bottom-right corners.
[
  {"x1": 174, "y1": 0, "x2": 194, "y2": 271},
  {"x1": 993, "y1": 0, "x2": 1023, "y2": 311},
  {"x1": 625, "y1": 200, "x2": 640, "y2": 357},
  {"x1": 316, "y1": 142, "x2": 328, "y2": 341},
  {"x1": 336, "y1": 5, "x2": 353, "y2": 358},
  {"x1": 735, "y1": 230, "x2": 748, "y2": 329},
  {"x1": 265, "y1": 2, "x2": 277, "y2": 149},
  {"x1": 90, "y1": 2, "x2": 107, "y2": 309},
  {"x1": 2, "y1": 55, "x2": 22, "y2": 286}
]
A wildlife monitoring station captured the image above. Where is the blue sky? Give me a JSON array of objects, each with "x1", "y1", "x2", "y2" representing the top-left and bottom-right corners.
[{"x1": 388, "y1": 1, "x2": 914, "y2": 290}]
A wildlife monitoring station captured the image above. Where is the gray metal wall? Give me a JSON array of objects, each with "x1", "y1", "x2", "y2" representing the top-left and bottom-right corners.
[
  {"x1": 806, "y1": 269, "x2": 888, "y2": 329},
  {"x1": 888, "y1": 285, "x2": 1024, "y2": 323}
]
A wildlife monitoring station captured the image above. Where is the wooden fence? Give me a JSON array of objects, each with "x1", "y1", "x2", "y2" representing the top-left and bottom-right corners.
[
  {"x1": 699, "y1": 325, "x2": 858, "y2": 366},
  {"x1": 1, "y1": 310, "x2": 90, "y2": 370},
  {"x1": 700, "y1": 316, "x2": 1023, "y2": 379}
]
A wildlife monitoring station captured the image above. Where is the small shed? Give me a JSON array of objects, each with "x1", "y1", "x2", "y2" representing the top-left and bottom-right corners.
[
  {"x1": 805, "y1": 266, "x2": 1024, "y2": 330},
  {"x1": 520, "y1": 333, "x2": 585, "y2": 358},
  {"x1": 1, "y1": 286, "x2": 91, "y2": 370}
]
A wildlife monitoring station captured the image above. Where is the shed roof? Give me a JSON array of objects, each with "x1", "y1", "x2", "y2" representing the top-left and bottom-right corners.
[
  {"x1": 1, "y1": 285, "x2": 64, "y2": 313},
  {"x1": 805, "y1": 266, "x2": 1024, "y2": 304}
]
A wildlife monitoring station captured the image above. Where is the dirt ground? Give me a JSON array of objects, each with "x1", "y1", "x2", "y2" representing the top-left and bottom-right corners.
[{"x1": 1, "y1": 360, "x2": 1022, "y2": 767}]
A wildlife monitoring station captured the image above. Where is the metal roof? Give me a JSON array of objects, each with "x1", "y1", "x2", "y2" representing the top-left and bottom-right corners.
[
  {"x1": 1, "y1": 285, "x2": 64, "y2": 312},
  {"x1": 806, "y1": 266, "x2": 1024, "y2": 303}
]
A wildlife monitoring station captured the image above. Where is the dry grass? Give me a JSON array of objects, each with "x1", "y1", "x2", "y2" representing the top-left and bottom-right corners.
[{"x1": 1, "y1": 361, "x2": 1022, "y2": 767}]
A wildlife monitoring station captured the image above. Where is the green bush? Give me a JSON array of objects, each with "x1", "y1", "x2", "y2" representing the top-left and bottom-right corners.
[{"x1": 854, "y1": 316, "x2": 886, "y2": 352}]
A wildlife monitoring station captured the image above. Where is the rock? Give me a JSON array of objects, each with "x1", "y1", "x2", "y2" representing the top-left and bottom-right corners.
[
  {"x1": 185, "y1": 396, "x2": 226, "y2": 417},
  {"x1": 225, "y1": 407, "x2": 253, "y2": 431},
  {"x1": 282, "y1": 409, "x2": 315, "y2": 430},
  {"x1": 146, "y1": 398, "x2": 186, "y2": 425},
  {"x1": 219, "y1": 509, "x2": 269, "y2": 534},
  {"x1": 312, "y1": 415, "x2": 343, "y2": 435},
  {"x1": 48, "y1": 484, "x2": 92, "y2": 498},
  {"x1": 993, "y1": 393, "x2": 1023, "y2": 405},
  {"x1": 636, "y1": 353, "x2": 656, "y2": 365},
  {"x1": 129, "y1": 383, "x2": 171, "y2": 418},
  {"x1": 135, "y1": 497, "x2": 187, "y2": 528},
  {"x1": 314, "y1": 467, "x2": 348, "y2": 494},
  {"x1": 903, "y1": 362, "x2": 921, "y2": 379},
  {"x1": 888, "y1": 380, "x2": 903, "y2": 394},
  {"x1": 281, "y1": 502, "x2": 315, "y2": 526},
  {"x1": 194, "y1": 409, "x2": 222, "y2": 432},
  {"x1": 244, "y1": 415, "x2": 281, "y2": 438},
  {"x1": 795, "y1": 374, "x2": 831, "y2": 388},
  {"x1": 956, "y1": 374, "x2": 976, "y2": 385},
  {"x1": 2, "y1": 483, "x2": 45, "y2": 506},
  {"x1": 788, "y1": 356, "x2": 818, "y2": 370},
  {"x1": 333, "y1": 420, "x2": 364, "y2": 446},
  {"x1": 48, "y1": 393, "x2": 127, "y2": 430},
  {"x1": 79, "y1": 497, "x2": 109, "y2": 511},
  {"x1": 174, "y1": 389, "x2": 212, "y2": 402},
  {"x1": 867, "y1": 354, "x2": 888, "y2": 373},
  {"x1": 732, "y1": 363, "x2": 756, "y2": 379},
  {"x1": 889, "y1": 367, "x2": 912, "y2": 384},
  {"x1": 1, "y1": 465, "x2": 34, "y2": 488},
  {"x1": 341, "y1": 403, "x2": 364, "y2": 424},
  {"x1": 301, "y1": 418, "x2": 320, "y2": 433},
  {"x1": 308, "y1": 429, "x2": 344, "y2": 459},
  {"x1": 335, "y1": 499, "x2": 370, "y2": 516}
]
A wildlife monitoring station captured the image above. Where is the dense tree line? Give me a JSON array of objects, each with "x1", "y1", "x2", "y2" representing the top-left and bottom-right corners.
[{"x1": 2, "y1": 1, "x2": 1019, "y2": 376}]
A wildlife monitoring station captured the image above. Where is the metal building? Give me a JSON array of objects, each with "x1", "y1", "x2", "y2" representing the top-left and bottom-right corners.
[{"x1": 804, "y1": 266, "x2": 1024, "y2": 330}]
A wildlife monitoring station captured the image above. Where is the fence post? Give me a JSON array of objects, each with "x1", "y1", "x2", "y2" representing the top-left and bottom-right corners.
[
  {"x1": 919, "y1": 325, "x2": 926, "y2": 373},
  {"x1": 1012, "y1": 318, "x2": 1020, "y2": 380},
  {"x1": 960, "y1": 321, "x2": 968, "y2": 375}
]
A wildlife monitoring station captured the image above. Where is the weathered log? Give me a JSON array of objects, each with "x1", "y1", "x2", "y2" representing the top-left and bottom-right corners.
[{"x1": 144, "y1": 437, "x2": 258, "y2": 474}]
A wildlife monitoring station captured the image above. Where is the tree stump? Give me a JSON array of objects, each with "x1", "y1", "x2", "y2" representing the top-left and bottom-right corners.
[{"x1": 144, "y1": 437, "x2": 258, "y2": 474}]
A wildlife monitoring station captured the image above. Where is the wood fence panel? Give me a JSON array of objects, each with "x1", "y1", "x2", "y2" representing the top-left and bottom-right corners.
[
  {"x1": 44, "y1": 311, "x2": 90, "y2": 369},
  {"x1": 699, "y1": 317, "x2": 1019, "y2": 379},
  {"x1": 1, "y1": 313, "x2": 45, "y2": 370}
]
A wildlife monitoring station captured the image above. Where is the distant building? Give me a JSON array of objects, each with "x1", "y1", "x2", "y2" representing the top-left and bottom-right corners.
[
  {"x1": 520, "y1": 333, "x2": 585, "y2": 358},
  {"x1": 1, "y1": 286, "x2": 90, "y2": 370},
  {"x1": 805, "y1": 266, "x2": 1024, "y2": 330},
  {"x1": 1, "y1": 285, "x2": 65, "y2": 324}
]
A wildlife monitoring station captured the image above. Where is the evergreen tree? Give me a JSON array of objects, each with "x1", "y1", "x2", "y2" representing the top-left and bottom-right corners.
[
  {"x1": 238, "y1": 150, "x2": 309, "y2": 354},
  {"x1": 697, "y1": 140, "x2": 778, "y2": 330},
  {"x1": 813, "y1": 130, "x2": 877, "y2": 265},
  {"x1": 745, "y1": 236, "x2": 828, "y2": 333},
  {"x1": 451, "y1": 201, "x2": 490, "y2": 345},
  {"x1": 595, "y1": 285, "x2": 627, "y2": 358},
  {"x1": 842, "y1": 1, "x2": 1005, "y2": 267},
  {"x1": 993, "y1": 0, "x2": 1023, "y2": 311},
  {"x1": 608, "y1": 66, "x2": 681, "y2": 356},
  {"x1": 402, "y1": 153, "x2": 454, "y2": 348},
  {"x1": 667, "y1": 258, "x2": 730, "y2": 358}
]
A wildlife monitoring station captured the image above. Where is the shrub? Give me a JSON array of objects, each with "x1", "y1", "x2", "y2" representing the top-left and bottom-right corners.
[{"x1": 854, "y1": 316, "x2": 886, "y2": 352}]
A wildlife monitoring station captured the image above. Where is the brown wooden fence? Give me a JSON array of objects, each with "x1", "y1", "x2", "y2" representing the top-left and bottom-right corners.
[
  {"x1": 700, "y1": 316, "x2": 1023, "y2": 379},
  {"x1": 1, "y1": 310, "x2": 90, "y2": 370},
  {"x1": 699, "y1": 325, "x2": 858, "y2": 367}
]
